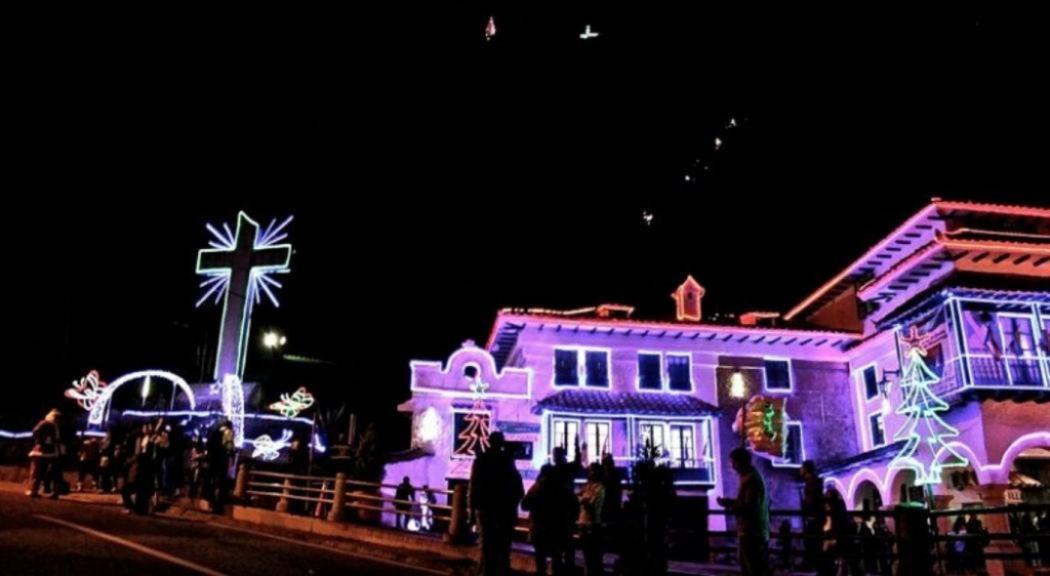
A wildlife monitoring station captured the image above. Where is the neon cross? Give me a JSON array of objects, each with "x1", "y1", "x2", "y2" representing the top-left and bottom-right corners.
[{"x1": 197, "y1": 212, "x2": 292, "y2": 381}]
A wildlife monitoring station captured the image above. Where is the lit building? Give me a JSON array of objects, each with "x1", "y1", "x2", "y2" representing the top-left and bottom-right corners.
[{"x1": 387, "y1": 199, "x2": 1049, "y2": 515}]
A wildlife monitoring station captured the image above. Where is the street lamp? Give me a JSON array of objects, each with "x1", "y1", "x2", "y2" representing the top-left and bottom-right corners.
[{"x1": 263, "y1": 331, "x2": 286, "y2": 350}]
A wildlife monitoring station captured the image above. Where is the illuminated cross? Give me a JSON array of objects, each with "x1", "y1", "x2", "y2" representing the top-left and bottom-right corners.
[{"x1": 197, "y1": 212, "x2": 292, "y2": 381}]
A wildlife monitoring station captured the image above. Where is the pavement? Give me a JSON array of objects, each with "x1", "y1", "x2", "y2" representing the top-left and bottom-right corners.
[{"x1": 0, "y1": 481, "x2": 465, "y2": 576}]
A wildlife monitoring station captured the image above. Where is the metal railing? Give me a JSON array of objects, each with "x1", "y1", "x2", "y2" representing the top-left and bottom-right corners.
[
  {"x1": 236, "y1": 467, "x2": 457, "y2": 531},
  {"x1": 694, "y1": 502, "x2": 1050, "y2": 574},
  {"x1": 234, "y1": 466, "x2": 1050, "y2": 574}
]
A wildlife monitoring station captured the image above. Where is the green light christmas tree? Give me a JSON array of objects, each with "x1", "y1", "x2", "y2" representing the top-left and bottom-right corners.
[{"x1": 889, "y1": 335, "x2": 968, "y2": 485}]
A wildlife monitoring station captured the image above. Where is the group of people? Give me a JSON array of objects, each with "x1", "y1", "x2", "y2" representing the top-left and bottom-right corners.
[
  {"x1": 723, "y1": 453, "x2": 895, "y2": 576},
  {"x1": 26, "y1": 408, "x2": 238, "y2": 515},
  {"x1": 945, "y1": 514, "x2": 993, "y2": 573},
  {"x1": 1007, "y1": 510, "x2": 1050, "y2": 569},
  {"x1": 394, "y1": 476, "x2": 437, "y2": 531},
  {"x1": 467, "y1": 433, "x2": 627, "y2": 576}
]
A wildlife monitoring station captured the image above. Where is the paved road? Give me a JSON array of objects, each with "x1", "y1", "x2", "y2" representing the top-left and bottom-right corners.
[{"x1": 0, "y1": 490, "x2": 451, "y2": 576}]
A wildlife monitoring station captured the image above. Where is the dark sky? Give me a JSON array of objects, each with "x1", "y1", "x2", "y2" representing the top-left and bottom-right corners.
[{"x1": 5, "y1": 3, "x2": 1047, "y2": 428}]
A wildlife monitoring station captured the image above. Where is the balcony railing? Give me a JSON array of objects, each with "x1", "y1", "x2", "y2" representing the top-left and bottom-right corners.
[{"x1": 933, "y1": 355, "x2": 1047, "y2": 396}]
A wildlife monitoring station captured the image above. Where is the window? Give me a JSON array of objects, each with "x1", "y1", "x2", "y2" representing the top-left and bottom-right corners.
[
  {"x1": 640, "y1": 423, "x2": 666, "y2": 455},
  {"x1": 554, "y1": 349, "x2": 579, "y2": 386},
  {"x1": 585, "y1": 422, "x2": 612, "y2": 458},
  {"x1": 764, "y1": 359, "x2": 792, "y2": 391},
  {"x1": 552, "y1": 419, "x2": 580, "y2": 461},
  {"x1": 869, "y1": 413, "x2": 886, "y2": 448},
  {"x1": 585, "y1": 350, "x2": 610, "y2": 387},
  {"x1": 668, "y1": 424, "x2": 696, "y2": 468},
  {"x1": 773, "y1": 421, "x2": 804, "y2": 467},
  {"x1": 862, "y1": 365, "x2": 880, "y2": 400},
  {"x1": 998, "y1": 315, "x2": 1037, "y2": 357},
  {"x1": 555, "y1": 349, "x2": 610, "y2": 387},
  {"x1": 638, "y1": 353, "x2": 662, "y2": 390},
  {"x1": 667, "y1": 354, "x2": 692, "y2": 391}
]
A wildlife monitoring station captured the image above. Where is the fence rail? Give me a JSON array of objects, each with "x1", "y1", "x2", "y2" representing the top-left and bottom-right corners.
[{"x1": 233, "y1": 465, "x2": 1050, "y2": 574}]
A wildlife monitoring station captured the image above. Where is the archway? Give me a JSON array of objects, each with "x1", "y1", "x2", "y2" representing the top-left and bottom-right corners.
[
  {"x1": 853, "y1": 480, "x2": 884, "y2": 512},
  {"x1": 89, "y1": 370, "x2": 196, "y2": 426}
]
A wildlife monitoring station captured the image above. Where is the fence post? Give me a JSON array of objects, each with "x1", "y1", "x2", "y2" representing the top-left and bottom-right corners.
[
  {"x1": 446, "y1": 484, "x2": 469, "y2": 544},
  {"x1": 276, "y1": 477, "x2": 293, "y2": 513},
  {"x1": 233, "y1": 463, "x2": 248, "y2": 500},
  {"x1": 895, "y1": 505, "x2": 933, "y2": 576},
  {"x1": 328, "y1": 473, "x2": 347, "y2": 522}
]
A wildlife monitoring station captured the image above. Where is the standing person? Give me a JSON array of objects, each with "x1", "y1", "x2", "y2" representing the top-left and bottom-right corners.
[
  {"x1": 469, "y1": 431, "x2": 524, "y2": 576},
  {"x1": 966, "y1": 513, "x2": 988, "y2": 573},
  {"x1": 419, "y1": 485, "x2": 435, "y2": 532},
  {"x1": 26, "y1": 409, "x2": 62, "y2": 499},
  {"x1": 550, "y1": 443, "x2": 582, "y2": 571},
  {"x1": 872, "y1": 515, "x2": 892, "y2": 576},
  {"x1": 600, "y1": 454, "x2": 623, "y2": 529},
  {"x1": 395, "y1": 476, "x2": 415, "y2": 530},
  {"x1": 76, "y1": 436, "x2": 101, "y2": 492},
  {"x1": 188, "y1": 434, "x2": 207, "y2": 499},
  {"x1": 133, "y1": 423, "x2": 157, "y2": 515},
  {"x1": 821, "y1": 488, "x2": 858, "y2": 576},
  {"x1": 120, "y1": 427, "x2": 141, "y2": 511},
  {"x1": 799, "y1": 461, "x2": 825, "y2": 571},
  {"x1": 578, "y1": 463, "x2": 606, "y2": 576},
  {"x1": 777, "y1": 520, "x2": 793, "y2": 571},
  {"x1": 207, "y1": 420, "x2": 235, "y2": 514},
  {"x1": 1021, "y1": 513, "x2": 1041, "y2": 567},
  {"x1": 98, "y1": 432, "x2": 116, "y2": 493},
  {"x1": 947, "y1": 516, "x2": 967, "y2": 574},
  {"x1": 523, "y1": 464, "x2": 577, "y2": 576},
  {"x1": 717, "y1": 448, "x2": 770, "y2": 576},
  {"x1": 1039, "y1": 510, "x2": 1050, "y2": 567}
]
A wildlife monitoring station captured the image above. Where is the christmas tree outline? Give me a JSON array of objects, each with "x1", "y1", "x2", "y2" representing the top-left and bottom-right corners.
[
  {"x1": 889, "y1": 338, "x2": 968, "y2": 485},
  {"x1": 454, "y1": 377, "x2": 491, "y2": 458}
]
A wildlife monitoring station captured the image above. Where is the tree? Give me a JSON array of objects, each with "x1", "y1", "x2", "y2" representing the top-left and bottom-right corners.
[
  {"x1": 454, "y1": 378, "x2": 490, "y2": 457},
  {"x1": 890, "y1": 344, "x2": 968, "y2": 485}
]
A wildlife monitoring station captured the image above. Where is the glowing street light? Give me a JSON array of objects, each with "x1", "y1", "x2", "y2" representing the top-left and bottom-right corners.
[{"x1": 263, "y1": 331, "x2": 286, "y2": 350}]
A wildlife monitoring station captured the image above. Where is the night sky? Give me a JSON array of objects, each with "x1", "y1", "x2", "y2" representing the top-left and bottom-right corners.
[{"x1": 6, "y1": 4, "x2": 1046, "y2": 431}]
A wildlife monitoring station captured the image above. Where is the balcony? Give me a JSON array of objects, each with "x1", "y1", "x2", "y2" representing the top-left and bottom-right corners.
[
  {"x1": 933, "y1": 355, "x2": 1047, "y2": 397},
  {"x1": 970, "y1": 355, "x2": 1046, "y2": 388}
]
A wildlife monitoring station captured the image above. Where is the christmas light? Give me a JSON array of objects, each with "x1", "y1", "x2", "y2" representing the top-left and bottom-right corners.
[
  {"x1": 311, "y1": 433, "x2": 326, "y2": 454},
  {"x1": 269, "y1": 387, "x2": 315, "y2": 419},
  {"x1": 888, "y1": 339, "x2": 968, "y2": 485},
  {"x1": 221, "y1": 374, "x2": 246, "y2": 447},
  {"x1": 0, "y1": 430, "x2": 32, "y2": 439},
  {"x1": 409, "y1": 348, "x2": 533, "y2": 400},
  {"x1": 88, "y1": 370, "x2": 196, "y2": 427},
  {"x1": 65, "y1": 370, "x2": 108, "y2": 412},
  {"x1": 484, "y1": 16, "x2": 496, "y2": 42},
  {"x1": 250, "y1": 429, "x2": 294, "y2": 461},
  {"x1": 454, "y1": 378, "x2": 491, "y2": 458},
  {"x1": 120, "y1": 409, "x2": 313, "y2": 425},
  {"x1": 196, "y1": 211, "x2": 293, "y2": 381}
]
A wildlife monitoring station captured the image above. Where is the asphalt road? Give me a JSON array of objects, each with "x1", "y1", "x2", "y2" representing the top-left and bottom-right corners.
[{"x1": 0, "y1": 489, "x2": 451, "y2": 576}]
